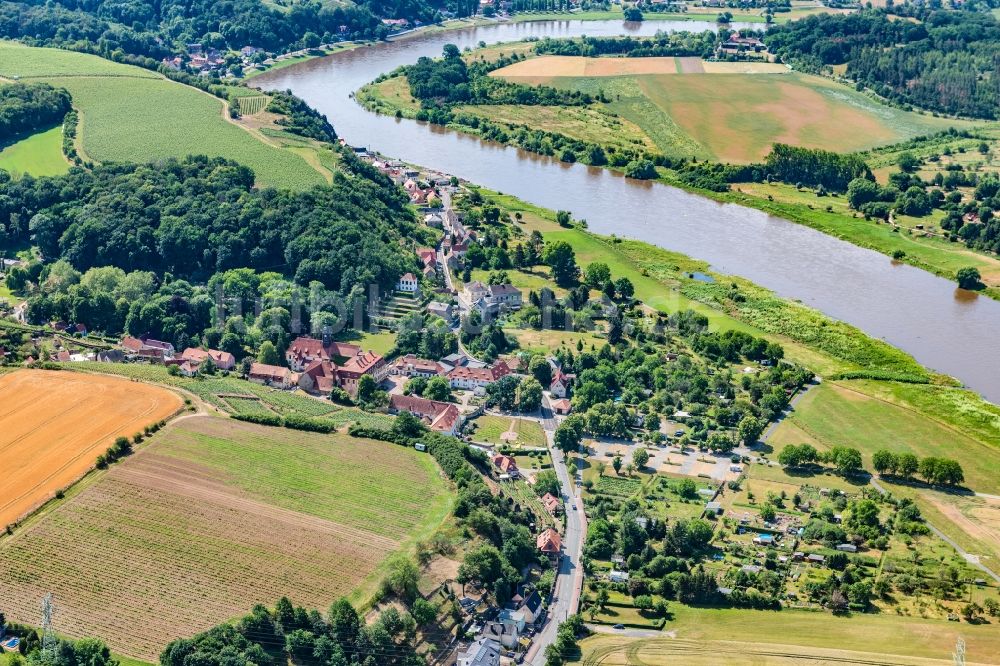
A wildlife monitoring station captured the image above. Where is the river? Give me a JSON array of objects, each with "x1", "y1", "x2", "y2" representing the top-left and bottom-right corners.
[{"x1": 255, "y1": 19, "x2": 1000, "y2": 402}]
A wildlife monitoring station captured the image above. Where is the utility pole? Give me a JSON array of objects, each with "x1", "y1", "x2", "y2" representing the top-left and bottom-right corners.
[{"x1": 41, "y1": 593, "x2": 56, "y2": 658}]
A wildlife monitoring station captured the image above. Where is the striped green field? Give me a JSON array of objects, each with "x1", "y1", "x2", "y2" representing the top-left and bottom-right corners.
[{"x1": 0, "y1": 41, "x2": 325, "y2": 190}]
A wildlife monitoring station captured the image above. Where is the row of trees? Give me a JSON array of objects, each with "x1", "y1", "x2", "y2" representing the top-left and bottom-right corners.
[
  {"x1": 533, "y1": 32, "x2": 720, "y2": 58},
  {"x1": 872, "y1": 449, "x2": 965, "y2": 486}
]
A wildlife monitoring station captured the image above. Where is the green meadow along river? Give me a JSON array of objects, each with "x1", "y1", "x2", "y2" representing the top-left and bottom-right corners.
[{"x1": 256, "y1": 19, "x2": 1000, "y2": 403}]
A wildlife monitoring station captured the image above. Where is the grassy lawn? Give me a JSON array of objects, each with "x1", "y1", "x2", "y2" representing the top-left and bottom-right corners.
[
  {"x1": 468, "y1": 414, "x2": 547, "y2": 447},
  {"x1": 508, "y1": 327, "x2": 606, "y2": 355},
  {"x1": 573, "y1": 605, "x2": 1000, "y2": 664},
  {"x1": 334, "y1": 329, "x2": 398, "y2": 356},
  {"x1": 769, "y1": 380, "x2": 1000, "y2": 494},
  {"x1": 470, "y1": 267, "x2": 566, "y2": 297},
  {"x1": 0, "y1": 125, "x2": 69, "y2": 177},
  {"x1": 0, "y1": 42, "x2": 326, "y2": 190}
]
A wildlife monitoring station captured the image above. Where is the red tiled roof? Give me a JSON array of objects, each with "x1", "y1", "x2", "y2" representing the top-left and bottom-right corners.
[
  {"x1": 392, "y1": 354, "x2": 444, "y2": 375},
  {"x1": 341, "y1": 350, "x2": 384, "y2": 376},
  {"x1": 492, "y1": 453, "x2": 518, "y2": 473},
  {"x1": 537, "y1": 527, "x2": 562, "y2": 554},
  {"x1": 541, "y1": 493, "x2": 561, "y2": 513},
  {"x1": 448, "y1": 360, "x2": 511, "y2": 384},
  {"x1": 249, "y1": 363, "x2": 290, "y2": 382}
]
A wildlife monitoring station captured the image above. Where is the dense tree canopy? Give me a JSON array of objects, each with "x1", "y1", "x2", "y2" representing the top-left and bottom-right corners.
[{"x1": 0, "y1": 82, "x2": 72, "y2": 139}]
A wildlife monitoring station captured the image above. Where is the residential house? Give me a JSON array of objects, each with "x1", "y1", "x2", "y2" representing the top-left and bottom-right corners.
[
  {"x1": 541, "y1": 492, "x2": 562, "y2": 515},
  {"x1": 423, "y1": 212, "x2": 444, "y2": 228},
  {"x1": 426, "y1": 301, "x2": 454, "y2": 322},
  {"x1": 121, "y1": 335, "x2": 175, "y2": 361},
  {"x1": 390, "y1": 354, "x2": 445, "y2": 378},
  {"x1": 397, "y1": 272, "x2": 419, "y2": 293},
  {"x1": 491, "y1": 453, "x2": 519, "y2": 478},
  {"x1": 338, "y1": 350, "x2": 388, "y2": 396},
  {"x1": 389, "y1": 393, "x2": 463, "y2": 435},
  {"x1": 448, "y1": 360, "x2": 511, "y2": 391},
  {"x1": 457, "y1": 638, "x2": 501, "y2": 666},
  {"x1": 180, "y1": 347, "x2": 236, "y2": 372},
  {"x1": 518, "y1": 590, "x2": 544, "y2": 624},
  {"x1": 549, "y1": 366, "x2": 572, "y2": 398},
  {"x1": 537, "y1": 527, "x2": 562, "y2": 560},
  {"x1": 248, "y1": 363, "x2": 294, "y2": 388},
  {"x1": 478, "y1": 621, "x2": 519, "y2": 650}
]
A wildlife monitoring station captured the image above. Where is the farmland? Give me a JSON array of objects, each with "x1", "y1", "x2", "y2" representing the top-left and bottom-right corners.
[
  {"x1": 0, "y1": 369, "x2": 182, "y2": 528},
  {"x1": 572, "y1": 605, "x2": 1000, "y2": 665},
  {"x1": 66, "y1": 362, "x2": 393, "y2": 429},
  {"x1": 0, "y1": 126, "x2": 69, "y2": 177},
  {"x1": 0, "y1": 416, "x2": 452, "y2": 660},
  {"x1": 490, "y1": 61, "x2": 972, "y2": 162},
  {"x1": 0, "y1": 41, "x2": 326, "y2": 190}
]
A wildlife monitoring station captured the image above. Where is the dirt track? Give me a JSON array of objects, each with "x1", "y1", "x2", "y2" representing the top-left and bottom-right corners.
[{"x1": 0, "y1": 369, "x2": 181, "y2": 526}]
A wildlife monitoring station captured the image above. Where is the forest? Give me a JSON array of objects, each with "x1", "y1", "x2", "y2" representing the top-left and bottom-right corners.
[
  {"x1": 0, "y1": 0, "x2": 478, "y2": 59},
  {"x1": 0, "y1": 83, "x2": 72, "y2": 140},
  {"x1": 764, "y1": 9, "x2": 1000, "y2": 119},
  {"x1": 406, "y1": 45, "x2": 593, "y2": 107},
  {"x1": 533, "y1": 32, "x2": 720, "y2": 58}
]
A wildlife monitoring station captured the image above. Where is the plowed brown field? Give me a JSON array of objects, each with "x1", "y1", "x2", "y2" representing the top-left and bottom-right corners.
[{"x1": 0, "y1": 369, "x2": 182, "y2": 526}]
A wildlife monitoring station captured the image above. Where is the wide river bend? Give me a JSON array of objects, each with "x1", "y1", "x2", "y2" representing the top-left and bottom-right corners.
[{"x1": 256, "y1": 19, "x2": 1000, "y2": 402}]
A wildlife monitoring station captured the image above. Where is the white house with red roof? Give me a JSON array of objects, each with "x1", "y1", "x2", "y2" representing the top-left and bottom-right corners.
[
  {"x1": 388, "y1": 393, "x2": 463, "y2": 435},
  {"x1": 447, "y1": 360, "x2": 511, "y2": 391}
]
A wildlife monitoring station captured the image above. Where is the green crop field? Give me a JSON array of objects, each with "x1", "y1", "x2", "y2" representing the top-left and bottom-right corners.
[
  {"x1": 769, "y1": 380, "x2": 1000, "y2": 494},
  {"x1": 0, "y1": 125, "x2": 69, "y2": 177},
  {"x1": 0, "y1": 416, "x2": 452, "y2": 661},
  {"x1": 0, "y1": 42, "x2": 325, "y2": 190},
  {"x1": 493, "y1": 68, "x2": 977, "y2": 163}
]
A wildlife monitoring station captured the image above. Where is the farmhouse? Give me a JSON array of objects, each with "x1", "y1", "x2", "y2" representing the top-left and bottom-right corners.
[
  {"x1": 448, "y1": 360, "x2": 512, "y2": 391},
  {"x1": 461, "y1": 281, "x2": 523, "y2": 317},
  {"x1": 248, "y1": 363, "x2": 295, "y2": 389},
  {"x1": 537, "y1": 527, "x2": 562, "y2": 559},
  {"x1": 122, "y1": 335, "x2": 175, "y2": 360},
  {"x1": 390, "y1": 354, "x2": 446, "y2": 378},
  {"x1": 389, "y1": 393, "x2": 463, "y2": 435},
  {"x1": 180, "y1": 347, "x2": 236, "y2": 371}
]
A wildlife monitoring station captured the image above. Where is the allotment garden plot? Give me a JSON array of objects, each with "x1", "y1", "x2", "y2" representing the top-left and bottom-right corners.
[
  {"x1": 0, "y1": 416, "x2": 452, "y2": 661},
  {"x1": 0, "y1": 369, "x2": 181, "y2": 527}
]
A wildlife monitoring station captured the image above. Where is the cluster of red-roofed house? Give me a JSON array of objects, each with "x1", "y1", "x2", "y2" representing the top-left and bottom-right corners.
[
  {"x1": 246, "y1": 335, "x2": 390, "y2": 396},
  {"x1": 388, "y1": 393, "x2": 463, "y2": 435}
]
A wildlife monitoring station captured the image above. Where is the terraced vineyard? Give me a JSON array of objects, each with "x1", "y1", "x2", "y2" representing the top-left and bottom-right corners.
[
  {"x1": 66, "y1": 362, "x2": 392, "y2": 428},
  {"x1": 0, "y1": 416, "x2": 452, "y2": 660}
]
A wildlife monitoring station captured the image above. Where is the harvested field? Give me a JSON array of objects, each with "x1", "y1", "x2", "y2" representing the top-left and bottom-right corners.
[
  {"x1": 0, "y1": 416, "x2": 452, "y2": 660},
  {"x1": 0, "y1": 369, "x2": 181, "y2": 527},
  {"x1": 494, "y1": 55, "x2": 678, "y2": 78},
  {"x1": 700, "y1": 60, "x2": 790, "y2": 74}
]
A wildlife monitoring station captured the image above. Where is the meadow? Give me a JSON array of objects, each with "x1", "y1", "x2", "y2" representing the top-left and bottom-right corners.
[
  {"x1": 0, "y1": 42, "x2": 326, "y2": 190},
  {"x1": 0, "y1": 126, "x2": 69, "y2": 177},
  {"x1": 0, "y1": 416, "x2": 452, "y2": 660},
  {"x1": 769, "y1": 380, "x2": 1000, "y2": 494},
  {"x1": 572, "y1": 605, "x2": 1000, "y2": 665}
]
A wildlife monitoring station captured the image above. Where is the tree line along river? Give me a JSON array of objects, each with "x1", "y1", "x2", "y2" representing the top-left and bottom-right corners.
[{"x1": 256, "y1": 19, "x2": 1000, "y2": 403}]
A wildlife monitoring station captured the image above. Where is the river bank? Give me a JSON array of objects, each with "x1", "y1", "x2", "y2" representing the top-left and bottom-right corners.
[{"x1": 356, "y1": 56, "x2": 1000, "y2": 300}]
